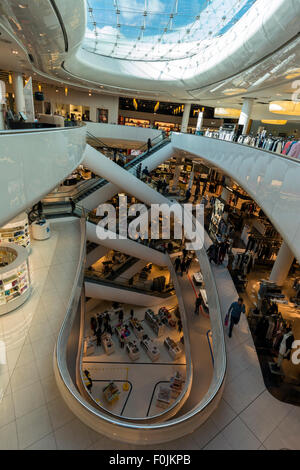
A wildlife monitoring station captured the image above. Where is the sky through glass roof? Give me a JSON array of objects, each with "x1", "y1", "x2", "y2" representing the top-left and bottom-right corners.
[{"x1": 84, "y1": 0, "x2": 257, "y2": 61}]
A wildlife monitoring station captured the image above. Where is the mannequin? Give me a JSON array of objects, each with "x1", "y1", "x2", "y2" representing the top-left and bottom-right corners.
[{"x1": 275, "y1": 327, "x2": 294, "y2": 369}]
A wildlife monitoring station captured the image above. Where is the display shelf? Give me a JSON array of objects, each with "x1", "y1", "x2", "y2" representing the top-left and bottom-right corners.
[
  {"x1": 0, "y1": 212, "x2": 31, "y2": 252},
  {"x1": 0, "y1": 244, "x2": 31, "y2": 315}
]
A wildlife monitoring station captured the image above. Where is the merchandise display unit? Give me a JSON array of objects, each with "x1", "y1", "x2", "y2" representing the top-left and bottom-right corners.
[
  {"x1": 0, "y1": 243, "x2": 31, "y2": 315},
  {"x1": 0, "y1": 212, "x2": 31, "y2": 252},
  {"x1": 82, "y1": 300, "x2": 187, "y2": 419}
]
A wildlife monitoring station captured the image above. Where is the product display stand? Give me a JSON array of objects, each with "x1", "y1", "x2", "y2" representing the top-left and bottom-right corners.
[
  {"x1": 145, "y1": 309, "x2": 165, "y2": 337},
  {"x1": 129, "y1": 317, "x2": 145, "y2": 339},
  {"x1": 164, "y1": 337, "x2": 182, "y2": 359},
  {"x1": 141, "y1": 335, "x2": 160, "y2": 361},
  {"x1": 126, "y1": 340, "x2": 140, "y2": 361},
  {"x1": 0, "y1": 243, "x2": 31, "y2": 315},
  {"x1": 103, "y1": 382, "x2": 120, "y2": 404},
  {"x1": 101, "y1": 332, "x2": 115, "y2": 355},
  {"x1": 0, "y1": 212, "x2": 31, "y2": 252},
  {"x1": 31, "y1": 219, "x2": 50, "y2": 240}
]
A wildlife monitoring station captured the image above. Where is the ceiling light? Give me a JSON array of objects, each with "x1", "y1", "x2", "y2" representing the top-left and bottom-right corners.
[
  {"x1": 215, "y1": 107, "x2": 241, "y2": 118},
  {"x1": 223, "y1": 88, "x2": 247, "y2": 96},
  {"x1": 12, "y1": 50, "x2": 19, "y2": 55},
  {"x1": 269, "y1": 101, "x2": 300, "y2": 116},
  {"x1": 261, "y1": 120, "x2": 287, "y2": 125}
]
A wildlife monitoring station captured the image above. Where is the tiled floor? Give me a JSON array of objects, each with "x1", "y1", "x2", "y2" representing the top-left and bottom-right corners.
[{"x1": 0, "y1": 218, "x2": 299, "y2": 449}]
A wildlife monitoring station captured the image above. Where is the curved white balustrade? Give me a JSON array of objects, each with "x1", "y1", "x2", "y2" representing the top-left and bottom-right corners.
[
  {"x1": 172, "y1": 133, "x2": 300, "y2": 262},
  {"x1": 0, "y1": 127, "x2": 86, "y2": 226},
  {"x1": 86, "y1": 123, "x2": 163, "y2": 147},
  {"x1": 54, "y1": 217, "x2": 226, "y2": 444}
]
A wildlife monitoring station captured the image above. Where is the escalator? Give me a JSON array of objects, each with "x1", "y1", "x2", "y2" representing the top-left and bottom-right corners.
[{"x1": 41, "y1": 131, "x2": 172, "y2": 215}]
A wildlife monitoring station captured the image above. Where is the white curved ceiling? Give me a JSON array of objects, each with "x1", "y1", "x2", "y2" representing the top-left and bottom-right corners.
[{"x1": 0, "y1": 0, "x2": 300, "y2": 120}]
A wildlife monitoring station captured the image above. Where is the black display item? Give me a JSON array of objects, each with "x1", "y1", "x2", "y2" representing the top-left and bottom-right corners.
[{"x1": 34, "y1": 91, "x2": 44, "y2": 101}]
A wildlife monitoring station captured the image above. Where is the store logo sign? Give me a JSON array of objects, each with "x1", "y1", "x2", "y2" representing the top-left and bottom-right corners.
[
  {"x1": 291, "y1": 340, "x2": 300, "y2": 365},
  {"x1": 94, "y1": 196, "x2": 204, "y2": 250}
]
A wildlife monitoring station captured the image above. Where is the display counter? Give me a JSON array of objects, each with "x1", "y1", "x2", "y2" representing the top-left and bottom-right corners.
[
  {"x1": 0, "y1": 243, "x2": 31, "y2": 315},
  {"x1": 0, "y1": 212, "x2": 31, "y2": 252},
  {"x1": 31, "y1": 219, "x2": 50, "y2": 241}
]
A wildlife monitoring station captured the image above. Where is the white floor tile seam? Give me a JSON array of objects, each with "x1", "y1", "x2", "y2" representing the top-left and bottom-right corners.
[{"x1": 24, "y1": 431, "x2": 58, "y2": 450}]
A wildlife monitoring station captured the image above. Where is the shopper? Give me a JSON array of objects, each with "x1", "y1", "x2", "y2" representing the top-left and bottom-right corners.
[
  {"x1": 185, "y1": 257, "x2": 192, "y2": 273},
  {"x1": 120, "y1": 335, "x2": 125, "y2": 348},
  {"x1": 142, "y1": 166, "x2": 149, "y2": 178},
  {"x1": 84, "y1": 370, "x2": 93, "y2": 392},
  {"x1": 130, "y1": 309, "x2": 134, "y2": 319},
  {"x1": 174, "y1": 256, "x2": 181, "y2": 273},
  {"x1": 157, "y1": 179, "x2": 162, "y2": 193},
  {"x1": 90, "y1": 316, "x2": 97, "y2": 335},
  {"x1": 96, "y1": 313, "x2": 102, "y2": 331},
  {"x1": 96, "y1": 328, "x2": 102, "y2": 347},
  {"x1": 218, "y1": 239, "x2": 229, "y2": 265},
  {"x1": 147, "y1": 138, "x2": 152, "y2": 153},
  {"x1": 194, "y1": 184, "x2": 200, "y2": 202},
  {"x1": 37, "y1": 201, "x2": 43, "y2": 219},
  {"x1": 177, "y1": 319, "x2": 183, "y2": 333},
  {"x1": 227, "y1": 297, "x2": 246, "y2": 338},
  {"x1": 136, "y1": 163, "x2": 142, "y2": 179},
  {"x1": 118, "y1": 309, "x2": 124, "y2": 323},
  {"x1": 194, "y1": 294, "x2": 203, "y2": 315},
  {"x1": 207, "y1": 243, "x2": 217, "y2": 264},
  {"x1": 69, "y1": 198, "x2": 76, "y2": 214},
  {"x1": 182, "y1": 247, "x2": 187, "y2": 260},
  {"x1": 162, "y1": 178, "x2": 168, "y2": 195},
  {"x1": 185, "y1": 188, "x2": 191, "y2": 201},
  {"x1": 180, "y1": 259, "x2": 186, "y2": 276}
]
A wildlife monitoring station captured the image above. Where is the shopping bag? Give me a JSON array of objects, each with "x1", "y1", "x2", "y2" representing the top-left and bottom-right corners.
[{"x1": 224, "y1": 313, "x2": 229, "y2": 327}]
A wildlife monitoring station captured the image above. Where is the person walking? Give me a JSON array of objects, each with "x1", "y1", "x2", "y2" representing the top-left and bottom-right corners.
[
  {"x1": 90, "y1": 316, "x2": 97, "y2": 335},
  {"x1": 147, "y1": 138, "x2": 152, "y2": 153},
  {"x1": 194, "y1": 293, "x2": 203, "y2": 315},
  {"x1": 185, "y1": 188, "x2": 191, "y2": 201},
  {"x1": 180, "y1": 259, "x2": 186, "y2": 276},
  {"x1": 96, "y1": 328, "x2": 102, "y2": 347},
  {"x1": 174, "y1": 256, "x2": 181, "y2": 273},
  {"x1": 185, "y1": 257, "x2": 192, "y2": 274},
  {"x1": 96, "y1": 313, "x2": 103, "y2": 331},
  {"x1": 118, "y1": 309, "x2": 124, "y2": 323},
  {"x1": 194, "y1": 184, "x2": 200, "y2": 202},
  {"x1": 177, "y1": 319, "x2": 182, "y2": 333},
  {"x1": 69, "y1": 198, "x2": 76, "y2": 214},
  {"x1": 227, "y1": 297, "x2": 246, "y2": 338}
]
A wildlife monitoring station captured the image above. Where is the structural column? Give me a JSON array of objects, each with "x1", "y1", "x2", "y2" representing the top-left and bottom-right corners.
[
  {"x1": 12, "y1": 72, "x2": 26, "y2": 115},
  {"x1": 180, "y1": 103, "x2": 191, "y2": 133},
  {"x1": 269, "y1": 241, "x2": 294, "y2": 286},
  {"x1": 238, "y1": 98, "x2": 254, "y2": 134}
]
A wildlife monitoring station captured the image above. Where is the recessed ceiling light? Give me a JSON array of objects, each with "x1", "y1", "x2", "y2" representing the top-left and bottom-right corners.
[{"x1": 12, "y1": 50, "x2": 19, "y2": 55}]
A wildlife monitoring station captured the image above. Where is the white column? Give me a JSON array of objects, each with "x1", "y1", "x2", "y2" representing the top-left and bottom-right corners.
[
  {"x1": 0, "y1": 80, "x2": 6, "y2": 130},
  {"x1": 269, "y1": 241, "x2": 294, "y2": 286},
  {"x1": 180, "y1": 103, "x2": 191, "y2": 133},
  {"x1": 196, "y1": 110, "x2": 204, "y2": 133},
  {"x1": 172, "y1": 155, "x2": 184, "y2": 190},
  {"x1": 238, "y1": 98, "x2": 254, "y2": 134},
  {"x1": 12, "y1": 72, "x2": 26, "y2": 115}
]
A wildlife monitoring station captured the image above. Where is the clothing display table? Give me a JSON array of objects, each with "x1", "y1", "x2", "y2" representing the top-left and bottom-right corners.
[
  {"x1": 129, "y1": 317, "x2": 145, "y2": 339},
  {"x1": 103, "y1": 382, "x2": 120, "y2": 404},
  {"x1": 141, "y1": 335, "x2": 160, "y2": 361},
  {"x1": 84, "y1": 336, "x2": 95, "y2": 356},
  {"x1": 193, "y1": 271, "x2": 204, "y2": 285},
  {"x1": 31, "y1": 219, "x2": 50, "y2": 240},
  {"x1": 101, "y1": 333, "x2": 115, "y2": 355},
  {"x1": 145, "y1": 309, "x2": 165, "y2": 337},
  {"x1": 126, "y1": 340, "x2": 140, "y2": 361},
  {"x1": 164, "y1": 337, "x2": 182, "y2": 360},
  {"x1": 115, "y1": 323, "x2": 132, "y2": 343}
]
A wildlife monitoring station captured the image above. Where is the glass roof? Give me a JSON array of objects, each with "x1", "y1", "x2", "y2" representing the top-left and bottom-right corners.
[{"x1": 84, "y1": 0, "x2": 257, "y2": 62}]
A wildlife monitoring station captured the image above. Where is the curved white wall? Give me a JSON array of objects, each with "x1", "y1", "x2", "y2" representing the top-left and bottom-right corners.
[
  {"x1": 86, "y1": 122, "x2": 163, "y2": 146},
  {"x1": 0, "y1": 127, "x2": 86, "y2": 226},
  {"x1": 172, "y1": 133, "x2": 300, "y2": 262}
]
